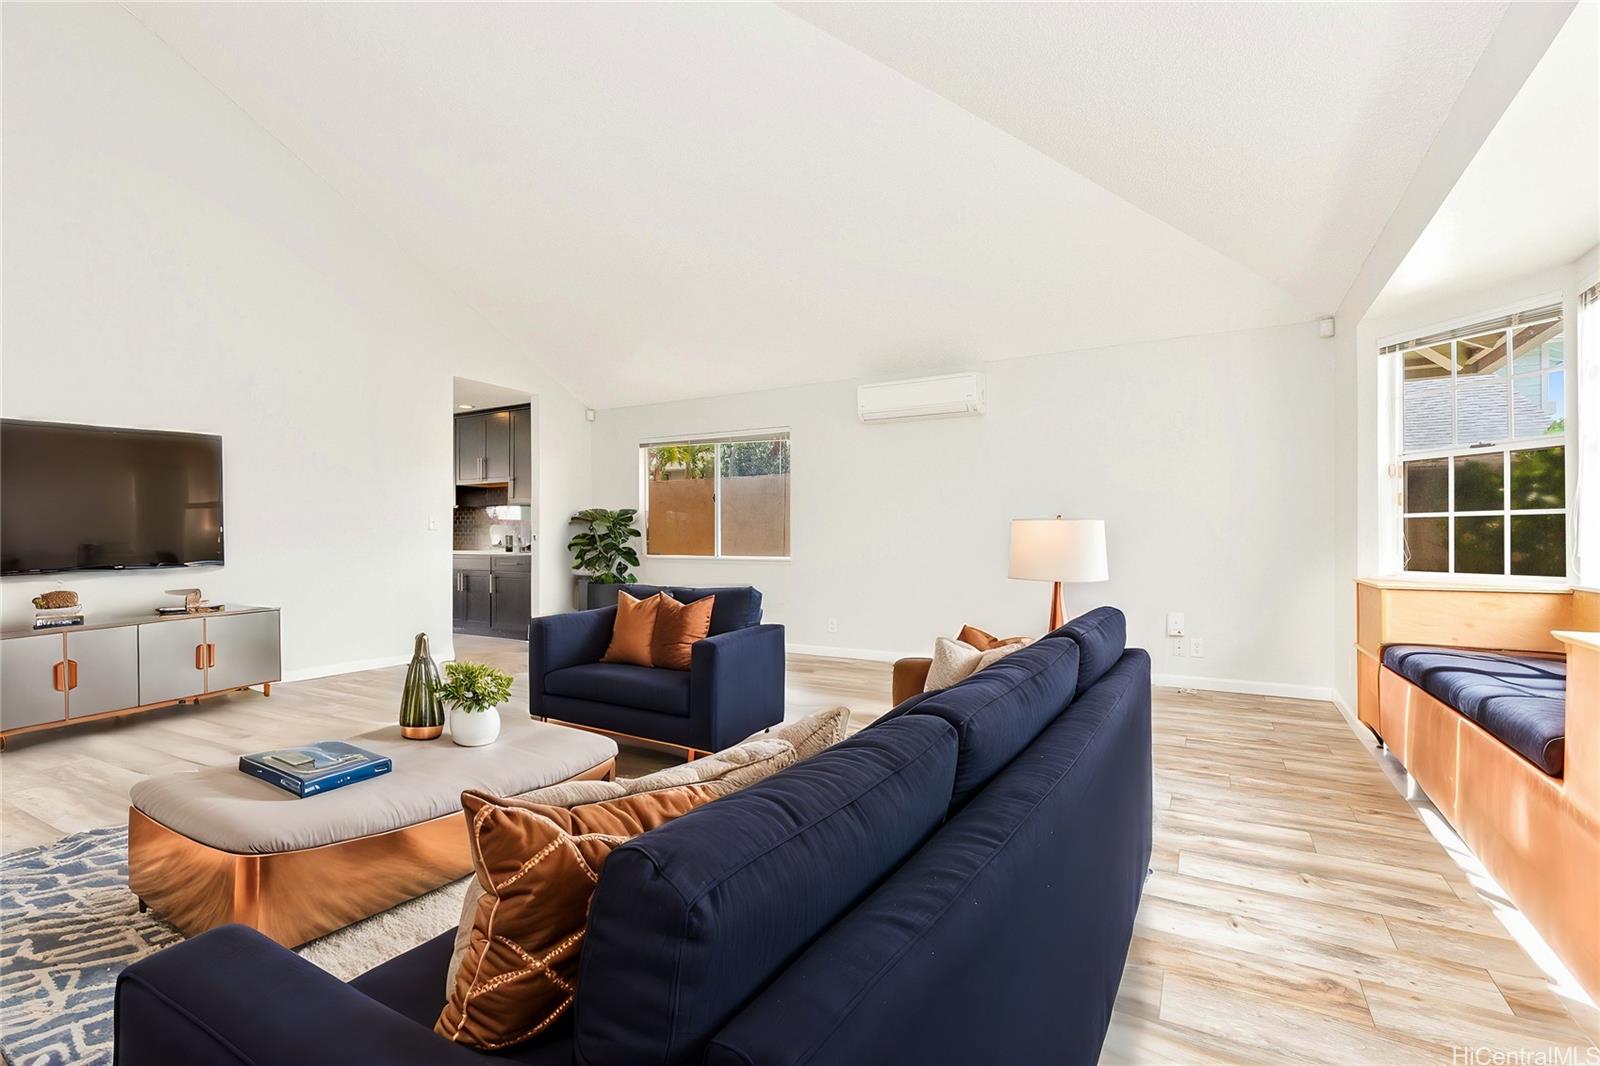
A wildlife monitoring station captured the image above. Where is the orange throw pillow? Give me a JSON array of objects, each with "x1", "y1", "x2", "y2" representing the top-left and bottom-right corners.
[
  {"x1": 651, "y1": 593, "x2": 715, "y2": 670},
  {"x1": 437, "y1": 785, "x2": 720, "y2": 1050},
  {"x1": 956, "y1": 624, "x2": 1027, "y2": 652},
  {"x1": 600, "y1": 590, "x2": 660, "y2": 666}
]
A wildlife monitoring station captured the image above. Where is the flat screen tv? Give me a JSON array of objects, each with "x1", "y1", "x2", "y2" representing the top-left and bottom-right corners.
[{"x1": 1, "y1": 420, "x2": 224, "y2": 576}]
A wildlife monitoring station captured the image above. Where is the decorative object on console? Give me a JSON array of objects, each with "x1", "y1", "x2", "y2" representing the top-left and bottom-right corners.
[
  {"x1": 30, "y1": 589, "x2": 83, "y2": 629},
  {"x1": 1008, "y1": 516, "x2": 1108, "y2": 629},
  {"x1": 238, "y1": 742, "x2": 392, "y2": 798},
  {"x1": 568, "y1": 506, "x2": 642, "y2": 585},
  {"x1": 433, "y1": 660, "x2": 513, "y2": 747},
  {"x1": 399, "y1": 633, "x2": 444, "y2": 739},
  {"x1": 156, "y1": 587, "x2": 223, "y2": 615}
]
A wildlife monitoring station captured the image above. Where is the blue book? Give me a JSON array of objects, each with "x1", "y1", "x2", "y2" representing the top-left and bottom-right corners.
[{"x1": 238, "y1": 741, "x2": 392, "y2": 798}]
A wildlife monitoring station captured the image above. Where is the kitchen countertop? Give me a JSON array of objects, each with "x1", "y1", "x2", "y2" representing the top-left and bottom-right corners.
[{"x1": 453, "y1": 549, "x2": 534, "y2": 556}]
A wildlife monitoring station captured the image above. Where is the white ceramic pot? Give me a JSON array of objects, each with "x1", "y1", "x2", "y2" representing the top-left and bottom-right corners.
[{"x1": 449, "y1": 705, "x2": 502, "y2": 747}]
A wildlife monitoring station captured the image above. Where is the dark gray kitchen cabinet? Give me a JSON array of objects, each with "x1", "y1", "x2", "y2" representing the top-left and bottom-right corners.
[
  {"x1": 490, "y1": 557, "x2": 532, "y2": 638},
  {"x1": 508, "y1": 406, "x2": 533, "y2": 506},
  {"x1": 455, "y1": 406, "x2": 526, "y2": 488},
  {"x1": 455, "y1": 413, "x2": 484, "y2": 483},
  {"x1": 452, "y1": 555, "x2": 493, "y2": 630},
  {"x1": 484, "y1": 410, "x2": 512, "y2": 482}
]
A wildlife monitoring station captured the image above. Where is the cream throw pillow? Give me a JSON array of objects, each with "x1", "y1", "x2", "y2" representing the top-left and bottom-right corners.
[
  {"x1": 923, "y1": 637, "x2": 1034, "y2": 692},
  {"x1": 745, "y1": 705, "x2": 850, "y2": 760}
]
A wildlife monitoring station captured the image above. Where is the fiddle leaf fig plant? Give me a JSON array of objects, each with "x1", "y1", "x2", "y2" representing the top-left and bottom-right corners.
[
  {"x1": 568, "y1": 507, "x2": 642, "y2": 584},
  {"x1": 431, "y1": 660, "x2": 513, "y2": 714}
]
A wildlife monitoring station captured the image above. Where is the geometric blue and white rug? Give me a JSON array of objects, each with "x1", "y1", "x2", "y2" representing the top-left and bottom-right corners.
[
  {"x1": 0, "y1": 826, "x2": 179, "y2": 1066},
  {"x1": 0, "y1": 826, "x2": 466, "y2": 1066}
]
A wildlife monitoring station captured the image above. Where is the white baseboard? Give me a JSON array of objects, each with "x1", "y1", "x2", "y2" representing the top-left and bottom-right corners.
[
  {"x1": 1153, "y1": 672, "x2": 1337, "y2": 704},
  {"x1": 790, "y1": 643, "x2": 1337, "y2": 705},
  {"x1": 281, "y1": 653, "x2": 414, "y2": 684},
  {"x1": 787, "y1": 643, "x2": 915, "y2": 663}
]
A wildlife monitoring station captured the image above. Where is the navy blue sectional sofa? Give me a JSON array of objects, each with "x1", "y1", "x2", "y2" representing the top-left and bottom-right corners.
[
  {"x1": 530, "y1": 584, "x2": 785, "y2": 755},
  {"x1": 115, "y1": 607, "x2": 1152, "y2": 1066}
]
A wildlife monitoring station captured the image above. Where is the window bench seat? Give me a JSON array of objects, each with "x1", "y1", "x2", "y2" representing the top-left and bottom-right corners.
[
  {"x1": 1355, "y1": 580, "x2": 1598, "y2": 1003},
  {"x1": 1381, "y1": 645, "x2": 1566, "y2": 776}
]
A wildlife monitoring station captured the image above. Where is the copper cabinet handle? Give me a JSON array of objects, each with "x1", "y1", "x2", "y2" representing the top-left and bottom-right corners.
[
  {"x1": 196, "y1": 644, "x2": 207, "y2": 670},
  {"x1": 67, "y1": 660, "x2": 78, "y2": 690},
  {"x1": 207, "y1": 643, "x2": 217, "y2": 668},
  {"x1": 52, "y1": 661, "x2": 67, "y2": 692}
]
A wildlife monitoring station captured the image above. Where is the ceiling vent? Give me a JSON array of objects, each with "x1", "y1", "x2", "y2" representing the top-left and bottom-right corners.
[{"x1": 857, "y1": 372, "x2": 986, "y2": 423}]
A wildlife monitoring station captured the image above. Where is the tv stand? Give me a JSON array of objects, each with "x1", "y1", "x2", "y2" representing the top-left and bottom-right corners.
[{"x1": 0, "y1": 606, "x2": 280, "y2": 749}]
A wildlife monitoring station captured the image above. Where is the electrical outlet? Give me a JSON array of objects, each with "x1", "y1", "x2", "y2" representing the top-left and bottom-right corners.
[
  {"x1": 1169, "y1": 636, "x2": 1186, "y2": 657},
  {"x1": 826, "y1": 617, "x2": 839, "y2": 634},
  {"x1": 1166, "y1": 612, "x2": 1185, "y2": 637},
  {"x1": 1189, "y1": 636, "x2": 1205, "y2": 658}
]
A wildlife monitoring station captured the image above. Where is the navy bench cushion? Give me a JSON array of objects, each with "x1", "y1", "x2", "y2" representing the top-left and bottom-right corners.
[
  {"x1": 574, "y1": 715, "x2": 958, "y2": 1066},
  {"x1": 900, "y1": 636, "x2": 1081, "y2": 807},
  {"x1": 1050, "y1": 606, "x2": 1127, "y2": 697},
  {"x1": 544, "y1": 662, "x2": 691, "y2": 716},
  {"x1": 1382, "y1": 645, "x2": 1566, "y2": 776}
]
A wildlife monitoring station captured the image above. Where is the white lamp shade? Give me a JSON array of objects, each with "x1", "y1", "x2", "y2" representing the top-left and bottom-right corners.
[{"x1": 1008, "y1": 518, "x2": 1108, "y2": 583}]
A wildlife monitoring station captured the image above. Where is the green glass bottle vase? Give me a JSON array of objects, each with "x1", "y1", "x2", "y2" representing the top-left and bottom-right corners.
[{"x1": 399, "y1": 632, "x2": 444, "y2": 739}]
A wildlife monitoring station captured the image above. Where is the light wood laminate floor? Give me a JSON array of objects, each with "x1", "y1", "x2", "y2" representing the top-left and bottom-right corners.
[{"x1": 1, "y1": 636, "x2": 1594, "y2": 1062}]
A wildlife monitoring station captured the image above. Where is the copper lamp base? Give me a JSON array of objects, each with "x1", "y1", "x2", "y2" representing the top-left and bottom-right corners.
[{"x1": 1049, "y1": 581, "x2": 1066, "y2": 631}]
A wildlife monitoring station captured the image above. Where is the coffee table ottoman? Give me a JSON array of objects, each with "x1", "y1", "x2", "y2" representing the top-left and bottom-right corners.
[{"x1": 127, "y1": 715, "x2": 617, "y2": 947}]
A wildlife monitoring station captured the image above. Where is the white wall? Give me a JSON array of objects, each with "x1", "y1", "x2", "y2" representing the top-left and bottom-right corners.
[
  {"x1": 0, "y1": 4, "x2": 590, "y2": 678},
  {"x1": 593, "y1": 322, "x2": 1338, "y2": 699}
]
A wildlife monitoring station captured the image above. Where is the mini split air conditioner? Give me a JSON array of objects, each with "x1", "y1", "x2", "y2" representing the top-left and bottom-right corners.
[{"x1": 857, "y1": 372, "x2": 986, "y2": 423}]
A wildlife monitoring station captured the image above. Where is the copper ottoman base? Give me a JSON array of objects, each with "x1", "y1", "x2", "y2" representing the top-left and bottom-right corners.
[{"x1": 128, "y1": 756, "x2": 616, "y2": 948}]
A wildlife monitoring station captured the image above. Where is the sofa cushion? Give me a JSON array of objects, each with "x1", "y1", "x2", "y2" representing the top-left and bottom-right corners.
[
  {"x1": 438, "y1": 785, "x2": 722, "y2": 1050},
  {"x1": 1382, "y1": 645, "x2": 1566, "y2": 776},
  {"x1": 355, "y1": 932, "x2": 578, "y2": 1065},
  {"x1": 1051, "y1": 607, "x2": 1127, "y2": 697},
  {"x1": 574, "y1": 714, "x2": 958, "y2": 1066},
  {"x1": 651, "y1": 593, "x2": 716, "y2": 670},
  {"x1": 544, "y1": 663, "x2": 690, "y2": 717},
  {"x1": 901, "y1": 637, "x2": 1081, "y2": 807},
  {"x1": 600, "y1": 590, "x2": 661, "y2": 667},
  {"x1": 706, "y1": 650, "x2": 1153, "y2": 1066},
  {"x1": 667, "y1": 586, "x2": 762, "y2": 636},
  {"x1": 445, "y1": 737, "x2": 799, "y2": 996}
]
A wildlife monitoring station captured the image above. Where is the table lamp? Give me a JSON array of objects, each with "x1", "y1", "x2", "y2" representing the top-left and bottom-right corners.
[{"x1": 1008, "y1": 517, "x2": 1108, "y2": 630}]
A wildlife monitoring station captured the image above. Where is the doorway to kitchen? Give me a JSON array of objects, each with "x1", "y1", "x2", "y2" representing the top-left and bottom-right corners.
[{"x1": 451, "y1": 377, "x2": 536, "y2": 640}]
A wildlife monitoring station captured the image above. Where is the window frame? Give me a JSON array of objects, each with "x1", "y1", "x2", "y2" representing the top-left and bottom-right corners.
[
  {"x1": 637, "y1": 429, "x2": 792, "y2": 562},
  {"x1": 1384, "y1": 301, "x2": 1572, "y2": 583}
]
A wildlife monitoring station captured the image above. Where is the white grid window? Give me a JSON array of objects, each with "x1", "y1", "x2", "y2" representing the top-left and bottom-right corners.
[{"x1": 1386, "y1": 304, "x2": 1567, "y2": 578}]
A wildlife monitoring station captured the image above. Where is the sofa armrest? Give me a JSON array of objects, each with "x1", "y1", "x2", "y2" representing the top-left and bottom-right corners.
[
  {"x1": 892, "y1": 658, "x2": 932, "y2": 706},
  {"x1": 690, "y1": 624, "x2": 786, "y2": 751},
  {"x1": 529, "y1": 607, "x2": 617, "y2": 710},
  {"x1": 115, "y1": 925, "x2": 480, "y2": 1066}
]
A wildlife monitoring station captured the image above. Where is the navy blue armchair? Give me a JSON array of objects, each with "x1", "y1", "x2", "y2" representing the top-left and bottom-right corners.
[{"x1": 529, "y1": 584, "x2": 784, "y2": 757}]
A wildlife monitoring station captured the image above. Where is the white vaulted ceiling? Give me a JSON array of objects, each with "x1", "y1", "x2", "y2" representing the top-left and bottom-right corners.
[
  {"x1": 1371, "y1": 1, "x2": 1599, "y2": 320},
  {"x1": 130, "y1": 2, "x2": 1513, "y2": 407}
]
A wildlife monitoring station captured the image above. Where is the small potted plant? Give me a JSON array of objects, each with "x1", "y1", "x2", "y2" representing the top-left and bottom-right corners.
[{"x1": 432, "y1": 661, "x2": 515, "y2": 748}]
